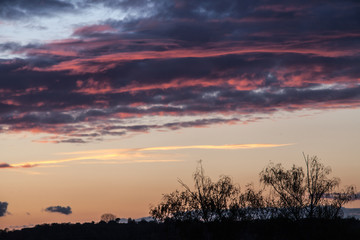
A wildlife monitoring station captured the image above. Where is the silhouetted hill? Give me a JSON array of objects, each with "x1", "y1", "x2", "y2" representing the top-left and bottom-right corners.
[{"x1": 1, "y1": 218, "x2": 360, "y2": 240}]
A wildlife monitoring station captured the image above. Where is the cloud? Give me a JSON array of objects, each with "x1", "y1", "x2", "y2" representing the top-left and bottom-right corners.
[
  {"x1": 0, "y1": 163, "x2": 12, "y2": 168},
  {"x1": 2, "y1": 143, "x2": 291, "y2": 170},
  {"x1": 58, "y1": 138, "x2": 88, "y2": 144},
  {"x1": 0, "y1": 0, "x2": 359, "y2": 143},
  {"x1": 73, "y1": 24, "x2": 116, "y2": 37},
  {"x1": 0, "y1": 201, "x2": 8, "y2": 217},
  {"x1": 0, "y1": 0, "x2": 76, "y2": 20},
  {"x1": 140, "y1": 143, "x2": 293, "y2": 151},
  {"x1": 0, "y1": 162, "x2": 37, "y2": 169},
  {"x1": 45, "y1": 206, "x2": 72, "y2": 215}
]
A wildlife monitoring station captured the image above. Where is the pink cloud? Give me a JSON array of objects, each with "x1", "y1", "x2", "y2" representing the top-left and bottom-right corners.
[{"x1": 73, "y1": 24, "x2": 117, "y2": 36}]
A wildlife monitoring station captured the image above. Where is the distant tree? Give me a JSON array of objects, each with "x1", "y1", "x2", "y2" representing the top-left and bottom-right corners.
[
  {"x1": 100, "y1": 213, "x2": 117, "y2": 223},
  {"x1": 150, "y1": 161, "x2": 240, "y2": 222},
  {"x1": 260, "y1": 154, "x2": 356, "y2": 219}
]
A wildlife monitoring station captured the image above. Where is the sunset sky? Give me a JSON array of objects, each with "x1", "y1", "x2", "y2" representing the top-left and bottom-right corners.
[{"x1": 0, "y1": 0, "x2": 359, "y2": 229}]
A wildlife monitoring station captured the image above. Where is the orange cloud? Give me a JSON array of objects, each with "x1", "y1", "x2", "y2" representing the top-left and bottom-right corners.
[{"x1": 59, "y1": 143, "x2": 292, "y2": 155}]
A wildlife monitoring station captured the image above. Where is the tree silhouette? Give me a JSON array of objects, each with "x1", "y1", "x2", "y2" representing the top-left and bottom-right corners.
[
  {"x1": 151, "y1": 155, "x2": 356, "y2": 222},
  {"x1": 260, "y1": 154, "x2": 356, "y2": 219},
  {"x1": 230, "y1": 184, "x2": 277, "y2": 220},
  {"x1": 260, "y1": 161, "x2": 306, "y2": 220},
  {"x1": 150, "y1": 161, "x2": 240, "y2": 222},
  {"x1": 100, "y1": 213, "x2": 117, "y2": 223}
]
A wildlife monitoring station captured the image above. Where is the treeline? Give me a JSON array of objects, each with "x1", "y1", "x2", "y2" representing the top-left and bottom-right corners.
[
  {"x1": 2, "y1": 218, "x2": 360, "y2": 240},
  {"x1": 150, "y1": 155, "x2": 356, "y2": 222}
]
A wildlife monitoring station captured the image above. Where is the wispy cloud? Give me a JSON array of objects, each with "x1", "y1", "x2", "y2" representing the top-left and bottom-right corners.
[
  {"x1": 10, "y1": 153, "x2": 147, "y2": 168},
  {"x1": 58, "y1": 143, "x2": 292, "y2": 156},
  {"x1": 140, "y1": 143, "x2": 293, "y2": 151},
  {"x1": 0, "y1": 162, "x2": 38, "y2": 169},
  {"x1": 1, "y1": 143, "x2": 291, "y2": 170}
]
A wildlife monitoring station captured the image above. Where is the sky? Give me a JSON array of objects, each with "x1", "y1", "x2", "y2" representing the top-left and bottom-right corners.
[{"x1": 0, "y1": 0, "x2": 359, "y2": 229}]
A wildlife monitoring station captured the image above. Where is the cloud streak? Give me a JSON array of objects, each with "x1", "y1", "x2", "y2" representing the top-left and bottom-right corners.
[
  {"x1": 0, "y1": 162, "x2": 38, "y2": 169},
  {"x1": 140, "y1": 144, "x2": 293, "y2": 151},
  {"x1": 2, "y1": 143, "x2": 291, "y2": 170}
]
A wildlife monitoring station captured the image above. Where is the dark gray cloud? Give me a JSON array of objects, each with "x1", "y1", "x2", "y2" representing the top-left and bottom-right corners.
[
  {"x1": 0, "y1": 0, "x2": 359, "y2": 143},
  {"x1": 0, "y1": 202, "x2": 8, "y2": 217},
  {"x1": 0, "y1": 163, "x2": 12, "y2": 168},
  {"x1": 0, "y1": 42, "x2": 22, "y2": 52},
  {"x1": 45, "y1": 206, "x2": 72, "y2": 215},
  {"x1": 58, "y1": 138, "x2": 87, "y2": 144},
  {"x1": 0, "y1": 52, "x2": 359, "y2": 142},
  {"x1": 101, "y1": 118, "x2": 239, "y2": 134},
  {"x1": 0, "y1": 0, "x2": 76, "y2": 20},
  {"x1": 25, "y1": 117, "x2": 239, "y2": 143},
  {"x1": 0, "y1": 162, "x2": 37, "y2": 169}
]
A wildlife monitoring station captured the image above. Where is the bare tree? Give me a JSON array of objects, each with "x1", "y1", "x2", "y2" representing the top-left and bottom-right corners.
[
  {"x1": 151, "y1": 155, "x2": 356, "y2": 222},
  {"x1": 260, "y1": 162, "x2": 306, "y2": 220},
  {"x1": 150, "y1": 190, "x2": 195, "y2": 221},
  {"x1": 304, "y1": 154, "x2": 339, "y2": 218},
  {"x1": 260, "y1": 154, "x2": 356, "y2": 219},
  {"x1": 100, "y1": 213, "x2": 117, "y2": 223},
  {"x1": 150, "y1": 161, "x2": 240, "y2": 222}
]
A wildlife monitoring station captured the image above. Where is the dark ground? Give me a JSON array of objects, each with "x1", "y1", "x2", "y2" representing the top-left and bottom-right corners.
[{"x1": 1, "y1": 218, "x2": 360, "y2": 240}]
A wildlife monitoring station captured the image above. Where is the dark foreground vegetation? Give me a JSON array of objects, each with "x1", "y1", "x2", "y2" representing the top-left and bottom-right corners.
[{"x1": 1, "y1": 218, "x2": 360, "y2": 240}]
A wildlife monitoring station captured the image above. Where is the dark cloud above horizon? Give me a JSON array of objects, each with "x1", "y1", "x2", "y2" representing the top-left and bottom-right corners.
[
  {"x1": 0, "y1": 0, "x2": 76, "y2": 20},
  {"x1": 45, "y1": 206, "x2": 72, "y2": 215},
  {"x1": 0, "y1": 0, "x2": 359, "y2": 143},
  {"x1": 0, "y1": 202, "x2": 8, "y2": 217},
  {"x1": 0, "y1": 162, "x2": 38, "y2": 169}
]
